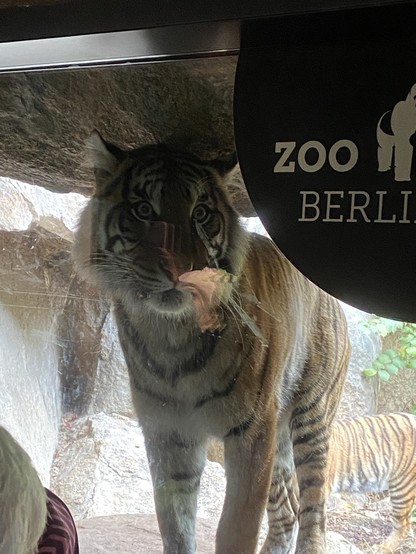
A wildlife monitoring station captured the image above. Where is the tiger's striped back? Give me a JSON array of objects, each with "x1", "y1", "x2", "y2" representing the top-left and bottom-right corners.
[{"x1": 328, "y1": 412, "x2": 416, "y2": 552}]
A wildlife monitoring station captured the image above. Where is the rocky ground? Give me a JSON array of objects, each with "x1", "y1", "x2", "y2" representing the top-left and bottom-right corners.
[
  {"x1": 77, "y1": 514, "x2": 216, "y2": 554},
  {"x1": 76, "y1": 513, "x2": 365, "y2": 554},
  {"x1": 76, "y1": 504, "x2": 415, "y2": 554},
  {"x1": 51, "y1": 414, "x2": 415, "y2": 554},
  {"x1": 327, "y1": 493, "x2": 415, "y2": 554}
]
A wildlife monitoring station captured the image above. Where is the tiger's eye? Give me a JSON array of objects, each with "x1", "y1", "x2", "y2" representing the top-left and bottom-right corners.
[
  {"x1": 193, "y1": 204, "x2": 210, "y2": 224},
  {"x1": 133, "y1": 200, "x2": 154, "y2": 221}
]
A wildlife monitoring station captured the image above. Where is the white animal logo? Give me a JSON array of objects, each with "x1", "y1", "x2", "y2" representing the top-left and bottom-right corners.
[{"x1": 377, "y1": 83, "x2": 416, "y2": 182}]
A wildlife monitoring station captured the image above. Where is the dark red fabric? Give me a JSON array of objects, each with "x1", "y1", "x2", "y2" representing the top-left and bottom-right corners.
[{"x1": 37, "y1": 489, "x2": 79, "y2": 554}]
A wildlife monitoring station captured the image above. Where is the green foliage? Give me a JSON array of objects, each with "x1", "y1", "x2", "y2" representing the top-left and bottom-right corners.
[
  {"x1": 360, "y1": 318, "x2": 416, "y2": 382},
  {"x1": 359, "y1": 317, "x2": 404, "y2": 337}
]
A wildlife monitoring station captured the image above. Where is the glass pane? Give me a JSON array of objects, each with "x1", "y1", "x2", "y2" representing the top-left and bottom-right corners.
[{"x1": 0, "y1": 58, "x2": 415, "y2": 554}]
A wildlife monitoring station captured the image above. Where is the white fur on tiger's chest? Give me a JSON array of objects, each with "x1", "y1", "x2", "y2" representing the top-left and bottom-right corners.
[
  {"x1": 136, "y1": 367, "x2": 257, "y2": 436},
  {"x1": 125, "y1": 328, "x2": 262, "y2": 440}
]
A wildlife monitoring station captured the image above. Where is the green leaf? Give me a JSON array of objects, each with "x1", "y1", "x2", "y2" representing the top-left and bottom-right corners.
[
  {"x1": 378, "y1": 369, "x2": 390, "y2": 381},
  {"x1": 405, "y1": 346, "x2": 416, "y2": 356},
  {"x1": 373, "y1": 361, "x2": 384, "y2": 370},
  {"x1": 408, "y1": 359, "x2": 416, "y2": 369},
  {"x1": 384, "y1": 349, "x2": 397, "y2": 359},
  {"x1": 378, "y1": 354, "x2": 391, "y2": 364},
  {"x1": 392, "y1": 357, "x2": 405, "y2": 369},
  {"x1": 381, "y1": 319, "x2": 403, "y2": 334},
  {"x1": 362, "y1": 367, "x2": 378, "y2": 377},
  {"x1": 386, "y1": 364, "x2": 399, "y2": 375}
]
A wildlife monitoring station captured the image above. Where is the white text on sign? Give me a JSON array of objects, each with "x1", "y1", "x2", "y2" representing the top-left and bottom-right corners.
[
  {"x1": 274, "y1": 140, "x2": 359, "y2": 173},
  {"x1": 299, "y1": 190, "x2": 414, "y2": 223}
]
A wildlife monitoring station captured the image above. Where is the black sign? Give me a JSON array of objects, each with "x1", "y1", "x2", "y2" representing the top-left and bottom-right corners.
[{"x1": 234, "y1": 4, "x2": 416, "y2": 322}]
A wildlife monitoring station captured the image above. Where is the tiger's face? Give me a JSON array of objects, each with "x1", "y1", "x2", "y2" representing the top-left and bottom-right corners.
[{"x1": 74, "y1": 132, "x2": 247, "y2": 320}]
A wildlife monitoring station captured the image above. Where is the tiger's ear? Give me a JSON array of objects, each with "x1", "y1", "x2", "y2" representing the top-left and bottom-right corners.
[
  {"x1": 209, "y1": 152, "x2": 256, "y2": 216},
  {"x1": 85, "y1": 130, "x2": 125, "y2": 188},
  {"x1": 208, "y1": 152, "x2": 239, "y2": 177}
]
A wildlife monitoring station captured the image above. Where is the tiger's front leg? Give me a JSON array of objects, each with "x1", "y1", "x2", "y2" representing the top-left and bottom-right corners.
[
  {"x1": 144, "y1": 432, "x2": 207, "y2": 554},
  {"x1": 216, "y1": 411, "x2": 276, "y2": 554},
  {"x1": 260, "y1": 423, "x2": 299, "y2": 554},
  {"x1": 291, "y1": 404, "x2": 333, "y2": 554}
]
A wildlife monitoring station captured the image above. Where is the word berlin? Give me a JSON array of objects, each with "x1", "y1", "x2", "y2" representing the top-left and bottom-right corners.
[{"x1": 298, "y1": 190, "x2": 415, "y2": 223}]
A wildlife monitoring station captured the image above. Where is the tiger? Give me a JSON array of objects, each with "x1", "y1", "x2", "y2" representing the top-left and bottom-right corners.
[
  {"x1": 73, "y1": 130, "x2": 350, "y2": 554},
  {"x1": 0, "y1": 425, "x2": 47, "y2": 554},
  {"x1": 326, "y1": 412, "x2": 416, "y2": 553}
]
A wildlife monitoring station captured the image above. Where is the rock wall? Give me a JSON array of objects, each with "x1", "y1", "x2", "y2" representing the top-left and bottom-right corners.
[
  {"x1": 0, "y1": 302, "x2": 59, "y2": 484},
  {"x1": 50, "y1": 413, "x2": 226, "y2": 521},
  {"x1": 0, "y1": 178, "x2": 88, "y2": 482},
  {"x1": 0, "y1": 60, "x2": 255, "y2": 216},
  {"x1": 0, "y1": 178, "x2": 388, "y2": 481},
  {"x1": 338, "y1": 303, "x2": 382, "y2": 418}
]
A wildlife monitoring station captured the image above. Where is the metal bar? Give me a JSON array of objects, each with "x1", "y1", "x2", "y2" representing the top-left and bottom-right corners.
[
  {"x1": 0, "y1": 0, "x2": 411, "y2": 73},
  {"x1": 0, "y1": 20, "x2": 240, "y2": 73},
  {"x1": 0, "y1": 0, "x2": 410, "y2": 43}
]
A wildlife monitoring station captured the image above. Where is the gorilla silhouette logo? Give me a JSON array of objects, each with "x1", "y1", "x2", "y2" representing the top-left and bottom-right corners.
[{"x1": 377, "y1": 83, "x2": 416, "y2": 182}]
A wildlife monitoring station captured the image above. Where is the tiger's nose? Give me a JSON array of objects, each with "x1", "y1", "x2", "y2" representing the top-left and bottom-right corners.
[
  {"x1": 143, "y1": 222, "x2": 187, "y2": 278},
  {"x1": 143, "y1": 221, "x2": 177, "y2": 251}
]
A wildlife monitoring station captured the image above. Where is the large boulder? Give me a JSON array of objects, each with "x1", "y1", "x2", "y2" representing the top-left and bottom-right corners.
[
  {"x1": 87, "y1": 312, "x2": 134, "y2": 418},
  {"x1": 50, "y1": 413, "x2": 226, "y2": 522},
  {"x1": 0, "y1": 178, "x2": 96, "y2": 481},
  {"x1": 0, "y1": 178, "x2": 87, "y2": 481},
  {"x1": 0, "y1": 60, "x2": 254, "y2": 216}
]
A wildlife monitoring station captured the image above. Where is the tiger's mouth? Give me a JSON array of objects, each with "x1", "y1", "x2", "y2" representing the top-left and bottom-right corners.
[
  {"x1": 146, "y1": 286, "x2": 194, "y2": 316},
  {"x1": 159, "y1": 288, "x2": 188, "y2": 307},
  {"x1": 144, "y1": 267, "x2": 232, "y2": 331}
]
